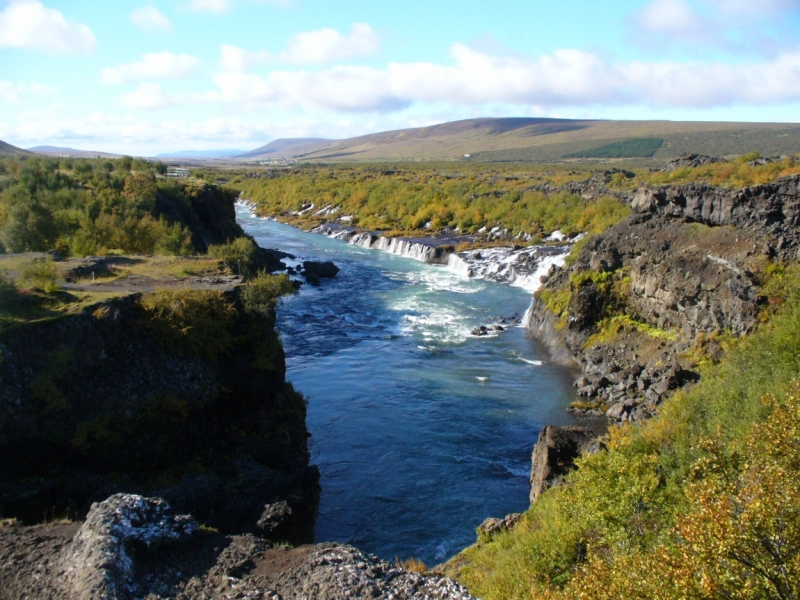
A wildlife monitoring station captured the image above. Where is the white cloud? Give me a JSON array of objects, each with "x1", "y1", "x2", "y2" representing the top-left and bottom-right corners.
[
  {"x1": 708, "y1": 0, "x2": 799, "y2": 16},
  {"x1": 0, "y1": 80, "x2": 57, "y2": 104},
  {"x1": 130, "y1": 6, "x2": 171, "y2": 32},
  {"x1": 200, "y1": 43, "x2": 800, "y2": 113},
  {"x1": 251, "y1": 0, "x2": 295, "y2": 6},
  {"x1": 0, "y1": 0, "x2": 96, "y2": 54},
  {"x1": 632, "y1": 0, "x2": 710, "y2": 40},
  {"x1": 102, "y1": 52, "x2": 203, "y2": 84},
  {"x1": 278, "y1": 23, "x2": 380, "y2": 65},
  {"x1": 186, "y1": 0, "x2": 230, "y2": 13},
  {"x1": 219, "y1": 44, "x2": 270, "y2": 72},
  {"x1": 119, "y1": 82, "x2": 176, "y2": 110}
]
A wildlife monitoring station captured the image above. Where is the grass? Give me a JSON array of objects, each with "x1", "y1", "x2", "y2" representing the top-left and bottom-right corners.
[
  {"x1": 396, "y1": 556, "x2": 428, "y2": 573},
  {"x1": 0, "y1": 254, "x2": 235, "y2": 327}
]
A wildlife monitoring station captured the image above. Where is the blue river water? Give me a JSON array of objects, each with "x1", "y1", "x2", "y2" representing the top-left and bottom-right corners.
[{"x1": 238, "y1": 205, "x2": 579, "y2": 565}]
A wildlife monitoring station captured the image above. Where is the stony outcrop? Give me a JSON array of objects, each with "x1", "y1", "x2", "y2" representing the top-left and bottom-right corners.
[
  {"x1": 631, "y1": 175, "x2": 800, "y2": 259},
  {"x1": 529, "y1": 426, "x2": 602, "y2": 502},
  {"x1": 529, "y1": 174, "x2": 800, "y2": 423},
  {"x1": 301, "y1": 260, "x2": 340, "y2": 279},
  {"x1": 300, "y1": 260, "x2": 340, "y2": 285},
  {"x1": 60, "y1": 494, "x2": 198, "y2": 600},
  {"x1": 0, "y1": 496, "x2": 475, "y2": 600},
  {"x1": 660, "y1": 153, "x2": 727, "y2": 173},
  {"x1": 476, "y1": 513, "x2": 521, "y2": 541}
]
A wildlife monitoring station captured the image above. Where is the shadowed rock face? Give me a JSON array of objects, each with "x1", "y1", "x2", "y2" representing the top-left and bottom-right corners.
[
  {"x1": 530, "y1": 426, "x2": 602, "y2": 503},
  {"x1": 0, "y1": 291, "x2": 319, "y2": 539},
  {"x1": 0, "y1": 494, "x2": 476, "y2": 600}
]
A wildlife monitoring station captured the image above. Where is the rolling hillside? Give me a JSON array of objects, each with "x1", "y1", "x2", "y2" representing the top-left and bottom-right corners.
[
  {"x1": 288, "y1": 118, "x2": 800, "y2": 162},
  {"x1": 235, "y1": 138, "x2": 335, "y2": 160},
  {"x1": 28, "y1": 146, "x2": 122, "y2": 158},
  {"x1": 0, "y1": 139, "x2": 31, "y2": 157}
]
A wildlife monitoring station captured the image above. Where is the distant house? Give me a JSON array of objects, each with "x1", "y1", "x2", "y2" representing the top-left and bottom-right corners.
[{"x1": 166, "y1": 167, "x2": 191, "y2": 178}]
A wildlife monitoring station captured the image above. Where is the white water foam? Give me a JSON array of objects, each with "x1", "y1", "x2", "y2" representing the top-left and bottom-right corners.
[{"x1": 446, "y1": 245, "x2": 569, "y2": 293}]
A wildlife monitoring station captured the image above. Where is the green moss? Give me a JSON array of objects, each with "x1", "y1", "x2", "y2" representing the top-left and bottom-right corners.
[{"x1": 584, "y1": 315, "x2": 678, "y2": 348}]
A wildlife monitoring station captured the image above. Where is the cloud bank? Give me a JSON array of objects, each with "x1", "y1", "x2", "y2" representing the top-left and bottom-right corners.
[{"x1": 0, "y1": 0, "x2": 95, "y2": 54}]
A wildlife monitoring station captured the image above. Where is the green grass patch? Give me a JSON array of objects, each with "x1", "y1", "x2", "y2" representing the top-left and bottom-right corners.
[
  {"x1": 584, "y1": 314, "x2": 678, "y2": 348},
  {"x1": 564, "y1": 138, "x2": 664, "y2": 159}
]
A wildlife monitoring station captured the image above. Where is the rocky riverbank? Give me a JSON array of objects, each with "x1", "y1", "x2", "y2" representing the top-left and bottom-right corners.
[
  {"x1": 0, "y1": 494, "x2": 474, "y2": 600},
  {"x1": 527, "y1": 173, "x2": 800, "y2": 424}
]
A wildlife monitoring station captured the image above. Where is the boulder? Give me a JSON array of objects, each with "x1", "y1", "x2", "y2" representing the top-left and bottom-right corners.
[
  {"x1": 477, "y1": 513, "x2": 521, "y2": 542},
  {"x1": 302, "y1": 261, "x2": 340, "y2": 279},
  {"x1": 60, "y1": 494, "x2": 197, "y2": 600},
  {"x1": 530, "y1": 426, "x2": 603, "y2": 503},
  {"x1": 256, "y1": 496, "x2": 316, "y2": 546}
]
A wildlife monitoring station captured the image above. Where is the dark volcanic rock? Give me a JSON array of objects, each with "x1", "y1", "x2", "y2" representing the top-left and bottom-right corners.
[
  {"x1": 0, "y1": 292, "x2": 319, "y2": 539},
  {"x1": 661, "y1": 153, "x2": 727, "y2": 173},
  {"x1": 302, "y1": 260, "x2": 340, "y2": 278},
  {"x1": 530, "y1": 426, "x2": 602, "y2": 503},
  {"x1": 528, "y1": 176, "x2": 800, "y2": 423}
]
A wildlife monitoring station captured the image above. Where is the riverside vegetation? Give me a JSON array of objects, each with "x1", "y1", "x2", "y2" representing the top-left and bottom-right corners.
[
  {"x1": 203, "y1": 152, "x2": 800, "y2": 246},
  {"x1": 444, "y1": 265, "x2": 800, "y2": 599}
]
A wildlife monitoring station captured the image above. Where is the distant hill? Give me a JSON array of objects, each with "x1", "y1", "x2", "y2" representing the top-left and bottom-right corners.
[
  {"x1": 235, "y1": 138, "x2": 335, "y2": 160},
  {"x1": 28, "y1": 146, "x2": 123, "y2": 159},
  {"x1": 1, "y1": 140, "x2": 32, "y2": 157},
  {"x1": 294, "y1": 118, "x2": 800, "y2": 162},
  {"x1": 156, "y1": 149, "x2": 245, "y2": 159}
]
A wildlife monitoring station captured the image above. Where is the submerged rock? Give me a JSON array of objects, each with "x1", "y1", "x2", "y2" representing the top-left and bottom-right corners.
[{"x1": 302, "y1": 260, "x2": 340, "y2": 279}]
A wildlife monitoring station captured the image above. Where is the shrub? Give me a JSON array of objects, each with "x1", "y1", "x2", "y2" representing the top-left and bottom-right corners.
[
  {"x1": 240, "y1": 272, "x2": 296, "y2": 316},
  {"x1": 453, "y1": 290, "x2": 800, "y2": 599},
  {"x1": 19, "y1": 259, "x2": 59, "y2": 293},
  {"x1": 207, "y1": 237, "x2": 261, "y2": 276}
]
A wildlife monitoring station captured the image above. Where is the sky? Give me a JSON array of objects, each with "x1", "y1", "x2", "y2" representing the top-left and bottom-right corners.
[{"x1": 1, "y1": 0, "x2": 800, "y2": 155}]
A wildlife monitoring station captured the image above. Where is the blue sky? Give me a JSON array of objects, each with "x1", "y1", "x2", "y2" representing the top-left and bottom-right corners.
[{"x1": 1, "y1": 0, "x2": 800, "y2": 154}]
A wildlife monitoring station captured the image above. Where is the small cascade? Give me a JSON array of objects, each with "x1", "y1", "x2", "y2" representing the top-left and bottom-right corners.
[
  {"x1": 446, "y1": 245, "x2": 570, "y2": 293},
  {"x1": 311, "y1": 224, "x2": 451, "y2": 265}
]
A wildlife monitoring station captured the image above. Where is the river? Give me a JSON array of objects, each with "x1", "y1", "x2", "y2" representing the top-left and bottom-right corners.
[{"x1": 238, "y1": 205, "x2": 579, "y2": 565}]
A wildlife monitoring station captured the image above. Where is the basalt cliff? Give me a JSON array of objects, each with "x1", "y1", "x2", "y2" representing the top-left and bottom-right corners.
[{"x1": 528, "y1": 173, "x2": 800, "y2": 424}]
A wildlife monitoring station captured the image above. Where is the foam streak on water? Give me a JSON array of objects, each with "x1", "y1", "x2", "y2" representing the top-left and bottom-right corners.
[{"x1": 236, "y1": 205, "x2": 578, "y2": 565}]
